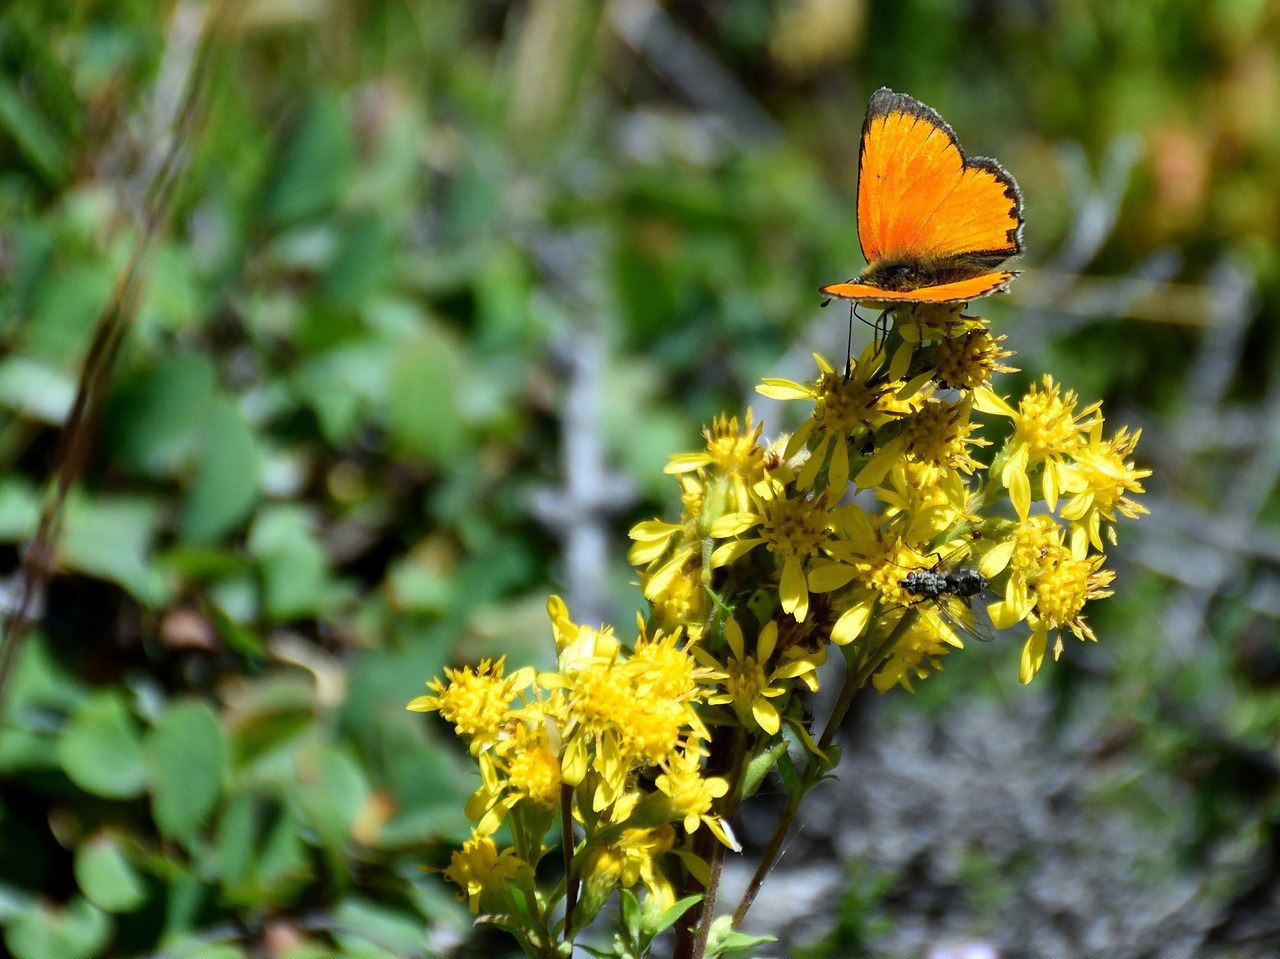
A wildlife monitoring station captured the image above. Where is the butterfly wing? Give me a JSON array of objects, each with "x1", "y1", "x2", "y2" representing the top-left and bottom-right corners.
[
  {"x1": 856, "y1": 88, "x2": 1023, "y2": 273},
  {"x1": 819, "y1": 271, "x2": 1017, "y2": 304}
]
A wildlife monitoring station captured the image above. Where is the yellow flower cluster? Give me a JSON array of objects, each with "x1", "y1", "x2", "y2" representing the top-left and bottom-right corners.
[
  {"x1": 408, "y1": 599, "x2": 734, "y2": 933},
  {"x1": 411, "y1": 299, "x2": 1149, "y2": 951},
  {"x1": 631, "y1": 303, "x2": 1148, "y2": 690}
]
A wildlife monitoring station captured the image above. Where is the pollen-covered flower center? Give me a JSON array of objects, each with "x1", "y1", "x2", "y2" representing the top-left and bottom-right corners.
[
  {"x1": 813, "y1": 372, "x2": 893, "y2": 434},
  {"x1": 900, "y1": 401, "x2": 975, "y2": 469},
  {"x1": 936, "y1": 329, "x2": 1006, "y2": 390},
  {"x1": 759, "y1": 497, "x2": 829, "y2": 555},
  {"x1": 1017, "y1": 391, "x2": 1079, "y2": 453},
  {"x1": 435, "y1": 668, "x2": 515, "y2": 738},
  {"x1": 1033, "y1": 557, "x2": 1092, "y2": 625},
  {"x1": 572, "y1": 668, "x2": 634, "y2": 730},
  {"x1": 507, "y1": 743, "x2": 563, "y2": 808}
]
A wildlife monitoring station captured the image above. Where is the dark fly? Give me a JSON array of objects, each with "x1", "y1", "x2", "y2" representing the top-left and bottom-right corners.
[{"x1": 900, "y1": 565, "x2": 996, "y2": 643}]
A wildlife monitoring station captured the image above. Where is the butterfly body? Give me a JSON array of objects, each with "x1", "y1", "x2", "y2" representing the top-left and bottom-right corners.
[{"x1": 822, "y1": 88, "x2": 1023, "y2": 306}]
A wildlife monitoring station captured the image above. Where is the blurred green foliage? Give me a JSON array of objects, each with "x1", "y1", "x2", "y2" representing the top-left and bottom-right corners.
[{"x1": 1, "y1": 0, "x2": 1278, "y2": 956}]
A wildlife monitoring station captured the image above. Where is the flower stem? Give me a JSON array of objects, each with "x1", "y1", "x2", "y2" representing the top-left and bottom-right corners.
[{"x1": 730, "y1": 609, "x2": 918, "y2": 927}]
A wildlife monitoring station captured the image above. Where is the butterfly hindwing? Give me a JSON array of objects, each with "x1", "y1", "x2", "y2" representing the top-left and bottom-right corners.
[{"x1": 819, "y1": 271, "x2": 1016, "y2": 305}]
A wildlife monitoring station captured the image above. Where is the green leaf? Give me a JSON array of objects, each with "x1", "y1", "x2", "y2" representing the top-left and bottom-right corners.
[
  {"x1": 61, "y1": 494, "x2": 167, "y2": 605},
  {"x1": 291, "y1": 743, "x2": 370, "y2": 881},
  {"x1": 179, "y1": 395, "x2": 261, "y2": 544},
  {"x1": 146, "y1": 700, "x2": 225, "y2": 842},
  {"x1": 74, "y1": 833, "x2": 147, "y2": 913},
  {"x1": 0, "y1": 477, "x2": 39, "y2": 543},
  {"x1": 215, "y1": 793, "x2": 311, "y2": 906},
  {"x1": 3, "y1": 897, "x2": 111, "y2": 959},
  {"x1": 58, "y1": 691, "x2": 147, "y2": 799},
  {"x1": 0, "y1": 76, "x2": 70, "y2": 185},
  {"x1": 263, "y1": 96, "x2": 354, "y2": 224},
  {"x1": 0, "y1": 356, "x2": 76, "y2": 425},
  {"x1": 25, "y1": 261, "x2": 113, "y2": 365},
  {"x1": 248, "y1": 506, "x2": 349, "y2": 620},
  {"x1": 331, "y1": 898, "x2": 431, "y2": 956},
  {"x1": 106, "y1": 354, "x2": 217, "y2": 477},
  {"x1": 742, "y1": 740, "x2": 790, "y2": 800},
  {"x1": 384, "y1": 325, "x2": 468, "y2": 464}
]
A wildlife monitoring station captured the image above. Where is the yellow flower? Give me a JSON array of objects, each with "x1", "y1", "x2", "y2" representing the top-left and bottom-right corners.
[
  {"x1": 976, "y1": 375, "x2": 1101, "y2": 519},
  {"x1": 893, "y1": 393, "x2": 987, "y2": 481},
  {"x1": 665, "y1": 412, "x2": 767, "y2": 517},
  {"x1": 1059, "y1": 421, "x2": 1150, "y2": 552},
  {"x1": 539, "y1": 604, "x2": 709, "y2": 813},
  {"x1": 442, "y1": 832, "x2": 534, "y2": 914},
  {"x1": 547, "y1": 595, "x2": 619, "y2": 674},
  {"x1": 758, "y1": 345, "x2": 902, "y2": 496},
  {"x1": 927, "y1": 323, "x2": 1015, "y2": 389},
  {"x1": 1018, "y1": 550, "x2": 1115, "y2": 684},
  {"x1": 871, "y1": 609, "x2": 959, "y2": 692},
  {"x1": 709, "y1": 475, "x2": 836, "y2": 622},
  {"x1": 701, "y1": 618, "x2": 824, "y2": 735},
  {"x1": 654, "y1": 749, "x2": 737, "y2": 850},
  {"x1": 580, "y1": 825, "x2": 678, "y2": 914},
  {"x1": 408, "y1": 657, "x2": 536, "y2": 756}
]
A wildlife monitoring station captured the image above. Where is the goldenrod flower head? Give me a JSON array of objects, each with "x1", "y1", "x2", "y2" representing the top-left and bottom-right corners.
[
  {"x1": 934, "y1": 327, "x2": 1015, "y2": 391},
  {"x1": 540, "y1": 602, "x2": 709, "y2": 812},
  {"x1": 654, "y1": 749, "x2": 735, "y2": 849},
  {"x1": 443, "y1": 832, "x2": 534, "y2": 914},
  {"x1": 503, "y1": 723, "x2": 563, "y2": 809},
  {"x1": 703, "y1": 619, "x2": 785, "y2": 735},
  {"x1": 580, "y1": 825, "x2": 679, "y2": 917},
  {"x1": 977, "y1": 375, "x2": 1102, "y2": 519},
  {"x1": 642, "y1": 559, "x2": 707, "y2": 639},
  {"x1": 667, "y1": 413, "x2": 767, "y2": 516},
  {"x1": 547, "y1": 594, "x2": 619, "y2": 673},
  {"x1": 407, "y1": 657, "x2": 536, "y2": 756},
  {"x1": 871, "y1": 611, "x2": 957, "y2": 692},
  {"x1": 709, "y1": 476, "x2": 836, "y2": 622},
  {"x1": 895, "y1": 394, "x2": 987, "y2": 479},
  {"x1": 1060, "y1": 422, "x2": 1151, "y2": 551},
  {"x1": 1018, "y1": 553, "x2": 1115, "y2": 683}
]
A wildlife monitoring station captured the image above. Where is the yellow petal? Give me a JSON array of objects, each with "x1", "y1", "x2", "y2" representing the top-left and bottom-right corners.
[
  {"x1": 830, "y1": 603, "x2": 871, "y2": 645},
  {"x1": 1019, "y1": 627, "x2": 1048, "y2": 684}
]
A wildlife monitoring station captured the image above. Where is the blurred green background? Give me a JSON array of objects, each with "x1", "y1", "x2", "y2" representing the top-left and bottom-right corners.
[{"x1": 2, "y1": 1, "x2": 1279, "y2": 957}]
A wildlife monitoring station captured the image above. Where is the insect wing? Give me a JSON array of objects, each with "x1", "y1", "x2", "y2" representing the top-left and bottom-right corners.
[
  {"x1": 856, "y1": 88, "x2": 1023, "y2": 271},
  {"x1": 935, "y1": 593, "x2": 997, "y2": 644}
]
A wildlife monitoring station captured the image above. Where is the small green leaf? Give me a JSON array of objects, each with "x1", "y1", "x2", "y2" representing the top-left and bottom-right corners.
[
  {"x1": 179, "y1": 395, "x2": 260, "y2": 544},
  {"x1": 106, "y1": 354, "x2": 216, "y2": 477},
  {"x1": 146, "y1": 700, "x2": 225, "y2": 841},
  {"x1": 0, "y1": 76, "x2": 71, "y2": 185},
  {"x1": 384, "y1": 325, "x2": 468, "y2": 465},
  {"x1": 742, "y1": 740, "x2": 790, "y2": 800},
  {"x1": 74, "y1": 833, "x2": 147, "y2": 913},
  {"x1": 58, "y1": 691, "x2": 146, "y2": 799},
  {"x1": 62, "y1": 494, "x2": 167, "y2": 605},
  {"x1": 248, "y1": 506, "x2": 349, "y2": 620},
  {"x1": 263, "y1": 96, "x2": 353, "y2": 223},
  {"x1": 3, "y1": 897, "x2": 111, "y2": 959}
]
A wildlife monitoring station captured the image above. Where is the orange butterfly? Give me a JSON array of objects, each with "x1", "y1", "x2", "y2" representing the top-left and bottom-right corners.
[{"x1": 820, "y1": 87, "x2": 1023, "y2": 306}]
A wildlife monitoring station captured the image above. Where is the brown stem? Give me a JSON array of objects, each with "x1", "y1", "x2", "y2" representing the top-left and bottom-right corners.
[
  {"x1": 674, "y1": 725, "x2": 748, "y2": 959},
  {"x1": 730, "y1": 610, "x2": 918, "y2": 927},
  {"x1": 0, "y1": 4, "x2": 218, "y2": 714},
  {"x1": 560, "y1": 783, "x2": 578, "y2": 938}
]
